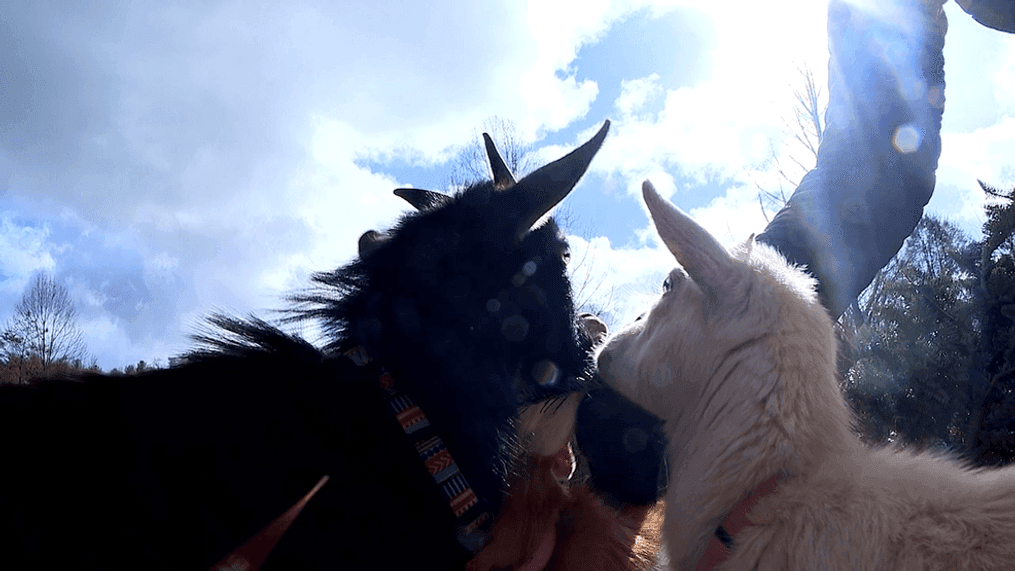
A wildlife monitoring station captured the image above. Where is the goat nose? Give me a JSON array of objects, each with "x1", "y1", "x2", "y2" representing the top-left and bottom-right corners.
[
  {"x1": 579, "y1": 314, "x2": 607, "y2": 342},
  {"x1": 634, "y1": 312, "x2": 646, "y2": 322}
]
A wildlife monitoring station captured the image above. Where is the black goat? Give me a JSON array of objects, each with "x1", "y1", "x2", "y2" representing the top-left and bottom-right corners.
[{"x1": 0, "y1": 121, "x2": 610, "y2": 570}]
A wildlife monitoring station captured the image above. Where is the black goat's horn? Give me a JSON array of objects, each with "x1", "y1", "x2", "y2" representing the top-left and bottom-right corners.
[
  {"x1": 358, "y1": 230, "x2": 387, "y2": 257},
  {"x1": 483, "y1": 133, "x2": 516, "y2": 190},
  {"x1": 393, "y1": 188, "x2": 449, "y2": 211},
  {"x1": 512, "y1": 120, "x2": 610, "y2": 239}
]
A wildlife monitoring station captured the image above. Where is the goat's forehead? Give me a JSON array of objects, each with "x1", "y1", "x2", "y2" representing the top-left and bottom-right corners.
[
  {"x1": 517, "y1": 219, "x2": 569, "y2": 257},
  {"x1": 525, "y1": 216, "x2": 565, "y2": 240},
  {"x1": 731, "y1": 242, "x2": 816, "y2": 296}
]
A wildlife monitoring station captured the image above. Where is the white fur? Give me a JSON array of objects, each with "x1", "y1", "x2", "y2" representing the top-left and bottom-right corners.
[{"x1": 597, "y1": 181, "x2": 1015, "y2": 571}]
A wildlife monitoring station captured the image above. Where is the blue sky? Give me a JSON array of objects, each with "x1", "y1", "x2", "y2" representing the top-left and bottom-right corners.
[{"x1": 2, "y1": 0, "x2": 1013, "y2": 370}]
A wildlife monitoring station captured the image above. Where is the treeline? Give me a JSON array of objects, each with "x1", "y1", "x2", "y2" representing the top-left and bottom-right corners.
[
  {"x1": 839, "y1": 181, "x2": 1015, "y2": 466},
  {"x1": 0, "y1": 356, "x2": 161, "y2": 384},
  {"x1": 0, "y1": 272, "x2": 162, "y2": 384}
]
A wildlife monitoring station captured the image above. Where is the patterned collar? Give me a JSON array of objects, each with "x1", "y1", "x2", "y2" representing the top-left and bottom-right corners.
[
  {"x1": 342, "y1": 345, "x2": 492, "y2": 553},
  {"x1": 211, "y1": 345, "x2": 492, "y2": 571}
]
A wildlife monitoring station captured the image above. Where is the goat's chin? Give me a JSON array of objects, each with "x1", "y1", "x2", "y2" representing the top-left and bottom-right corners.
[{"x1": 518, "y1": 392, "x2": 582, "y2": 457}]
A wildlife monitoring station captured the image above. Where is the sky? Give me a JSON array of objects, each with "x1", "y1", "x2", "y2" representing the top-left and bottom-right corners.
[{"x1": 2, "y1": 0, "x2": 1013, "y2": 371}]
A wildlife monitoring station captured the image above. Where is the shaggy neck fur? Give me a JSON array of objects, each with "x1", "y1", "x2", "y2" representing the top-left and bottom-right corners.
[{"x1": 287, "y1": 183, "x2": 596, "y2": 517}]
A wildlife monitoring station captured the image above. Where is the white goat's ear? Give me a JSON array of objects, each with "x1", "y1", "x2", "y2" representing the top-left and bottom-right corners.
[{"x1": 642, "y1": 180, "x2": 736, "y2": 297}]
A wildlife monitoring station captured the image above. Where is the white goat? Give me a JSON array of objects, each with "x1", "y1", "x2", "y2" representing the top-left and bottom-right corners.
[{"x1": 597, "y1": 180, "x2": 1015, "y2": 571}]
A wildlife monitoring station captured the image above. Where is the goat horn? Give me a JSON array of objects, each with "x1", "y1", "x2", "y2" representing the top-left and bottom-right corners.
[
  {"x1": 513, "y1": 120, "x2": 610, "y2": 240},
  {"x1": 358, "y1": 230, "x2": 387, "y2": 257},
  {"x1": 483, "y1": 133, "x2": 517, "y2": 190},
  {"x1": 393, "y1": 188, "x2": 449, "y2": 211}
]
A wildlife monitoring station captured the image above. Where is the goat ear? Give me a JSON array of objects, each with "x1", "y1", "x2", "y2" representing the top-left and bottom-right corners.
[
  {"x1": 483, "y1": 133, "x2": 517, "y2": 190},
  {"x1": 393, "y1": 188, "x2": 449, "y2": 211},
  {"x1": 358, "y1": 230, "x2": 387, "y2": 257},
  {"x1": 642, "y1": 180, "x2": 735, "y2": 296},
  {"x1": 510, "y1": 120, "x2": 610, "y2": 240}
]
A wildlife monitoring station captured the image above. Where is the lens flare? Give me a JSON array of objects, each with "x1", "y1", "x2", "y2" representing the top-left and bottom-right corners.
[
  {"x1": 892, "y1": 123, "x2": 921, "y2": 153},
  {"x1": 532, "y1": 359, "x2": 560, "y2": 386},
  {"x1": 501, "y1": 315, "x2": 529, "y2": 342}
]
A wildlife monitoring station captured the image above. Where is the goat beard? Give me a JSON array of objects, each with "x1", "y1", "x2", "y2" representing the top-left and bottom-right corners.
[{"x1": 467, "y1": 445, "x2": 663, "y2": 571}]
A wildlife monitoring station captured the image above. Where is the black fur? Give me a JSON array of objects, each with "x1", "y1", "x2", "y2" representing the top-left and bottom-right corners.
[
  {"x1": 576, "y1": 385, "x2": 668, "y2": 506},
  {"x1": 0, "y1": 123, "x2": 610, "y2": 570}
]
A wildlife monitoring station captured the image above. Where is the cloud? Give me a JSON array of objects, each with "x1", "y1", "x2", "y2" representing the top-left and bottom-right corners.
[
  {"x1": 571, "y1": 0, "x2": 830, "y2": 215},
  {"x1": 0, "y1": 214, "x2": 55, "y2": 280},
  {"x1": 929, "y1": 117, "x2": 1015, "y2": 236},
  {"x1": 616, "y1": 74, "x2": 665, "y2": 118},
  {"x1": 0, "y1": 0, "x2": 659, "y2": 368},
  {"x1": 994, "y1": 40, "x2": 1015, "y2": 117},
  {"x1": 0, "y1": 213, "x2": 57, "y2": 325},
  {"x1": 3, "y1": 0, "x2": 1011, "y2": 369},
  {"x1": 567, "y1": 233, "x2": 673, "y2": 330},
  {"x1": 578, "y1": 0, "x2": 1015, "y2": 337}
]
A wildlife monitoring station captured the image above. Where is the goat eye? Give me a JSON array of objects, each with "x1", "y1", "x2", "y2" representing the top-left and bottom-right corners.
[{"x1": 662, "y1": 275, "x2": 673, "y2": 292}]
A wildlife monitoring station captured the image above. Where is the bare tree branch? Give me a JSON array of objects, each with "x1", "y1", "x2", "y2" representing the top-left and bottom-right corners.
[
  {"x1": 2, "y1": 272, "x2": 88, "y2": 382},
  {"x1": 754, "y1": 64, "x2": 827, "y2": 218},
  {"x1": 446, "y1": 117, "x2": 538, "y2": 191}
]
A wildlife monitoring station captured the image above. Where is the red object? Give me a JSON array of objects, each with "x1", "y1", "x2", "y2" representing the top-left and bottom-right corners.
[
  {"x1": 695, "y1": 473, "x2": 784, "y2": 570},
  {"x1": 210, "y1": 475, "x2": 330, "y2": 571}
]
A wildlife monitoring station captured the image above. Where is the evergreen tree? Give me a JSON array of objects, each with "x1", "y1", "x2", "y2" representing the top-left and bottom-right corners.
[
  {"x1": 842, "y1": 215, "x2": 982, "y2": 449},
  {"x1": 969, "y1": 181, "x2": 1015, "y2": 465}
]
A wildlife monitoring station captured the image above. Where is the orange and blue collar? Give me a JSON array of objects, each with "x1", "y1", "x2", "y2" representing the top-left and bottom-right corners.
[
  {"x1": 210, "y1": 345, "x2": 493, "y2": 571},
  {"x1": 343, "y1": 345, "x2": 493, "y2": 553}
]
